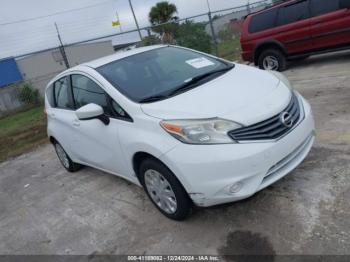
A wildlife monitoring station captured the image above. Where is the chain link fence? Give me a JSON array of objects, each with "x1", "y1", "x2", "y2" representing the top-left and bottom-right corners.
[{"x1": 0, "y1": 0, "x2": 273, "y2": 115}]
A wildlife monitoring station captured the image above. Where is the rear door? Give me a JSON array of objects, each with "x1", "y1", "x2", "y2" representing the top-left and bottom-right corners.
[
  {"x1": 47, "y1": 76, "x2": 77, "y2": 158},
  {"x1": 310, "y1": 0, "x2": 350, "y2": 49},
  {"x1": 275, "y1": 0, "x2": 313, "y2": 54}
]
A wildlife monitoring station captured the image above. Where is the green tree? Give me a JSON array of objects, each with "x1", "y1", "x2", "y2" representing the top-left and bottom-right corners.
[
  {"x1": 17, "y1": 83, "x2": 41, "y2": 106},
  {"x1": 174, "y1": 21, "x2": 212, "y2": 53},
  {"x1": 149, "y1": 1, "x2": 178, "y2": 43},
  {"x1": 136, "y1": 35, "x2": 161, "y2": 47}
]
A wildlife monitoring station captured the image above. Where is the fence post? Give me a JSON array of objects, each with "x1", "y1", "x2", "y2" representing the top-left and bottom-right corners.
[{"x1": 208, "y1": 12, "x2": 219, "y2": 57}]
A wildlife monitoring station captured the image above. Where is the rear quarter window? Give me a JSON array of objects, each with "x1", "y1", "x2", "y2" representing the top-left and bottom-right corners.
[
  {"x1": 45, "y1": 84, "x2": 55, "y2": 107},
  {"x1": 248, "y1": 8, "x2": 279, "y2": 33},
  {"x1": 54, "y1": 77, "x2": 74, "y2": 109}
]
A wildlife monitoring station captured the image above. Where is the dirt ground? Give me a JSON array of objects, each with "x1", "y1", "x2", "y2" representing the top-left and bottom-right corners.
[{"x1": 0, "y1": 51, "x2": 350, "y2": 256}]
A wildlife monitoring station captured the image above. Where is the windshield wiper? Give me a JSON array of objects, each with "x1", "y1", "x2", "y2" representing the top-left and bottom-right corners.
[
  {"x1": 167, "y1": 65, "x2": 235, "y2": 97},
  {"x1": 139, "y1": 95, "x2": 169, "y2": 103},
  {"x1": 139, "y1": 64, "x2": 235, "y2": 103}
]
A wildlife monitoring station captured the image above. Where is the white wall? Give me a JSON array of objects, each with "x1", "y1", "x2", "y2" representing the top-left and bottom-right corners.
[{"x1": 16, "y1": 41, "x2": 115, "y2": 94}]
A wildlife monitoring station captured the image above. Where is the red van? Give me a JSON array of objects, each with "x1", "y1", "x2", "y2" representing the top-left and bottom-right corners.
[{"x1": 240, "y1": 0, "x2": 350, "y2": 71}]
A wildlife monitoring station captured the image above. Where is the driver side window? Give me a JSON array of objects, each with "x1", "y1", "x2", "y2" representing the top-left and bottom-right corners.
[
  {"x1": 71, "y1": 74, "x2": 112, "y2": 115},
  {"x1": 71, "y1": 74, "x2": 131, "y2": 121}
]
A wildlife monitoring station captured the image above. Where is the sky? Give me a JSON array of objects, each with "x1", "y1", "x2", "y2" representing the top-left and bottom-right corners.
[{"x1": 0, "y1": 0, "x2": 262, "y2": 59}]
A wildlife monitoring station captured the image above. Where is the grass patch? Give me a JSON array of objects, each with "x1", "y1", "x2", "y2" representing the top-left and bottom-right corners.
[
  {"x1": 217, "y1": 37, "x2": 242, "y2": 62},
  {"x1": 0, "y1": 106, "x2": 47, "y2": 163}
]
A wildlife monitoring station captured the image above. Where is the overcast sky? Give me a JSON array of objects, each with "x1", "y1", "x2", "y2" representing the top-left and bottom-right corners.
[{"x1": 0, "y1": 0, "x2": 262, "y2": 59}]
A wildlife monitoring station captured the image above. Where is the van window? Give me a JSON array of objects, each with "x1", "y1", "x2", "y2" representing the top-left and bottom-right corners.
[
  {"x1": 277, "y1": 1, "x2": 310, "y2": 26},
  {"x1": 54, "y1": 77, "x2": 73, "y2": 109},
  {"x1": 310, "y1": 0, "x2": 339, "y2": 16},
  {"x1": 249, "y1": 8, "x2": 278, "y2": 33}
]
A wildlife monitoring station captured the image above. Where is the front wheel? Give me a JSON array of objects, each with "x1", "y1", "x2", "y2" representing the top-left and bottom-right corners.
[
  {"x1": 258, "y1": 49, "x2": 287, "y2": 71},
  {"x1": 139, "y1": 158, "x2": 192, "y2": 220},
  {"x1": 54, "y1": 142, "x2": 82, "y2": 172}
]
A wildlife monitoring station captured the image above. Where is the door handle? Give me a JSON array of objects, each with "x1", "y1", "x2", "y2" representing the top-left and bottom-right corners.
[
  {"x1": 73, "y1": 119, "x2": 80, "y2": 127},
  {"x1": 314, "y1": 20, "x2": 322, "y2": 24},
  {"x1": 49, "y1": 113, "x2": 56, "y2": 119}
]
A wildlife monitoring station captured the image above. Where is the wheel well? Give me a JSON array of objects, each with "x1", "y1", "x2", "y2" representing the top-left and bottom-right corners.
[
  {"x1": 132, "y1": 152, "x2": 159, "y2": 180},
  {"x1": 254, "y1": 43, "x2": 285, "y2": 65},
  {"x1": 49, "y1": 136, "x2": 56, "y2": 144}
]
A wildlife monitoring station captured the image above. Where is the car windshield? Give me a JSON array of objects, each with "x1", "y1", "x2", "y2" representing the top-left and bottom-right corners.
[{"x1": 96, "y1": 46, "x2": 233, "y2": 103}]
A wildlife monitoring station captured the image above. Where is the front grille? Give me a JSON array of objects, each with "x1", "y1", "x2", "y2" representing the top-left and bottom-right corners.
[{"x1": 229, "y1": 93, "x2": 300, "y2": 141}]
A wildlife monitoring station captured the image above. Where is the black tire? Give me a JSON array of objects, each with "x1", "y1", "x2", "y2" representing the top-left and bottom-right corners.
[
  {"x1": 139, "y1": 158, "x2": 192, "y2": 221},
  {"x1": 258, "y1": 48, "x2": 287, "y2": 72},
  {"x1": 54, "y1": 141, "x2": 82, "y2": 172}
]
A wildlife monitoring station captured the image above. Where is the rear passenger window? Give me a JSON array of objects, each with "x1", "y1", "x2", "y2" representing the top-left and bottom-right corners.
[
  {"x1": 71, "y1": 74, "x2": 111, "y2": 115},
  {"x1": 277, "y1": 1, "x2": 310, "y2": 26},
  {"x1": 54, "y1": 77, "x2": 73, "y2": 109},
  {"x1": 249, "y1": 8, "x2": 278, "y2": 33},
  {"x1": 311, "y1": 0, "x2": 339, "y2": 16}
]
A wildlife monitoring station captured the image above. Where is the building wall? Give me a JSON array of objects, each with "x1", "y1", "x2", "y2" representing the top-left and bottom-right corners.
[
  {"x1": 66, "y1": 41, "x2": 115, "y2": 67},
  {"x1": 0, "y1": 84, "x2": 23, "y2": 112},
  {"x1": 16, "y1": 40, "x2": 114, "y2": 94},
  {"x1": 0, "y1": 58, "x2": 23, "y2": 87}
]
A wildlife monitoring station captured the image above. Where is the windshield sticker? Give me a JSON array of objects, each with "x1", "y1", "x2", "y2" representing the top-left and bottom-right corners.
[{"x1": 186, "y1": 57, "x2": 215, "y2": 69}]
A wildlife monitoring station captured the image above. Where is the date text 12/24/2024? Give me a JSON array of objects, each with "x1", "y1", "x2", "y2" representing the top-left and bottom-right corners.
[{"x1": 127, "y1": 256, "x2": 220, "y2": 261}]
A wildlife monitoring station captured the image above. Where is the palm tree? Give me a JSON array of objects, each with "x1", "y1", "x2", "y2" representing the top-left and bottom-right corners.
[{"x1": 149, "y1": 1, "x2": 178, "y2": 43}]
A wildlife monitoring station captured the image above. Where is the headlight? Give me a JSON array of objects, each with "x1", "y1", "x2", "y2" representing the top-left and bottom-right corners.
[
  {"x1": 269, "y1": 70, "x2": 293, "y2": 91},
  {"x1": 160, "y1": 118, "x2": 242, "y2": 144}
]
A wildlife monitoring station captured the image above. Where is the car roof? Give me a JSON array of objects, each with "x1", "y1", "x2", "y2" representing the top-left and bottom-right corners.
[{"x1": 82, "y1": 44, "x2": 166, "y2": 69}]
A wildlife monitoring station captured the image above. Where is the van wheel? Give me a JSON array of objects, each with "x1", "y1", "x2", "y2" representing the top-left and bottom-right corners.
[
  {"x1": 258, "y1": 49, "x2": 286, "y2": 71},
  {"x1": 54, "y1": 142, "x2": 82, "y2": 172},
  {"x1": 139, "y1": 158, "x2": 192, "y2": 221}
]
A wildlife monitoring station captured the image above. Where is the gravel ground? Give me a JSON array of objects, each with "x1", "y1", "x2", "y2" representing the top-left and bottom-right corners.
[{"x1": 0, "y1": 51, "x2": 350, "y2": 256}]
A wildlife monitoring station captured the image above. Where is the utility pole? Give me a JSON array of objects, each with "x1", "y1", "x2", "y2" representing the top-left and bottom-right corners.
[
  {"x1": 128, "y1": 0, "x2": 142, "y2": 40},
  {"x1": 246, "y1": 0, "x2": 251, "y2": 14},
  {"x1": 206, "y1": 0, "x2": 218, "y2": 56},
  {"x1": 54, "y1": 22, "x2": 70, "y2": 68}
]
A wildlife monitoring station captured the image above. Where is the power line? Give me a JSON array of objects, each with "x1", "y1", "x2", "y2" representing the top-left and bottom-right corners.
[{"x1": 0, "y1": 0, "x2": 113, "y2": 26}]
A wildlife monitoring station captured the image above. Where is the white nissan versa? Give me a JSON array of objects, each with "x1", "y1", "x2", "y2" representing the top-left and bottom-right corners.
[{"x1": 45, "y1": 45, "x2": 315, "y2": 220}]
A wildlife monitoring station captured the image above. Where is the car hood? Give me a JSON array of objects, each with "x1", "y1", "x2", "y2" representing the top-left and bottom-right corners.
[{"x1": 141, "y1": 64, "x2": 292, "y2": 126}]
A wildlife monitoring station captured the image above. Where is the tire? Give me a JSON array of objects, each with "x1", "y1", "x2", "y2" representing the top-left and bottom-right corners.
[
  {"x1": 258, "y1": 48, "x2": 287, "y2": 72},
  {"x1": 54, "y1": 142, "x2": 82, "y2": 172},
  {"x1": 139, "y1": 158, "x2": 192, "y2": 221}
]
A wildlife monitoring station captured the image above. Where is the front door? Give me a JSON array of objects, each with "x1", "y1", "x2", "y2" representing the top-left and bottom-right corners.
[
  {"x1": 69, "y1": 73, "x2": 129, "y2": 177},
  {"x1": 48, "y1": 76, "x2": 77, "y2": 158}
]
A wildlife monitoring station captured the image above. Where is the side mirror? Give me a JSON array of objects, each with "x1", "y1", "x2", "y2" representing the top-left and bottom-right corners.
[
  {"x1": 75, "y1": 103, "x2": 110, "y2": 125},
  {"x1": 340, "y1": 0, "x2": 350, "y2": 9}
]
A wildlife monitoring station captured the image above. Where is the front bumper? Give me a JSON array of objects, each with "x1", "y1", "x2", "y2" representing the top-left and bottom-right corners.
[{"x1": 160, "y1": 95, "x2": 315, "y2": 207}]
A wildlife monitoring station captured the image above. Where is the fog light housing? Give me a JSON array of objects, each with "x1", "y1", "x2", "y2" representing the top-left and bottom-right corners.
[{"x1": 229, "y1": 182, "x2": 243, "y2": 194}]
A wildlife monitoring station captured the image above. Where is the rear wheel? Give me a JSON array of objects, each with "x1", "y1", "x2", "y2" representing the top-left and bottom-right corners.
[
  {"x1": 139, "y1": 158, "x2": 192, "y2": 220},
  {"x1": 54, "y1": 142, "x2": 82, "y2": 172},
  {"x1": 258, "y1": 48, "x2": 287, "y2": 71}
]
